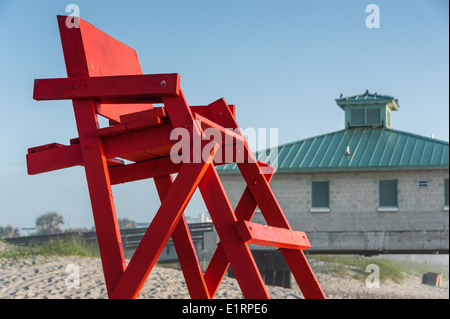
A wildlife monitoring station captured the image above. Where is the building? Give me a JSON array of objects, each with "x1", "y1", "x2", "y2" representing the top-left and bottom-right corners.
[{"x1": 218, "y1": 92, "x2": 449, "y2": 256}]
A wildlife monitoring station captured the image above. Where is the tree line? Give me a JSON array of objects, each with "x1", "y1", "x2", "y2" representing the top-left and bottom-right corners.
[{"x1": 0, "y1": 212, "x2": 137, "y2": 238}]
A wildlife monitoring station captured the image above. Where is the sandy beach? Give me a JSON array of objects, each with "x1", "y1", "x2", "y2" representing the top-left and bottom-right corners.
[{"x1": 0, "y1": 255, "x2": 448, "y2": 299}]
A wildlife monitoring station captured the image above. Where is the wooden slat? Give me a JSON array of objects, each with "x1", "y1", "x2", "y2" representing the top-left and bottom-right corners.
[
  {"x1": 33, "y1": 74, "x2": 180, "y2": 102},
  {"x1": 119, "y1": 107, "x2": 167, "y2": 124},
  {"x1": 102, "y1": 122, "x2": 175, "y2": 159},
  {"x1": 96, "y1": 123, "x2": 129, "y2": 138},
  {"x1": 126, "y1": 117, "x2": 162, "y2": 132},
  {"x1": 26, "y1": 143, "x2": 83, "y2": 175},
  {"x1": 28, "y1": 143, "x2": 65, "y2": 154},
  {"x1": 26, "y1": 124, "x2": 268, "y2": 178},
  {"x1": 27, "y1": 144, "x2": 122, "y2": 175},
  {"x1": 109, "y1": 156, "x2": 182, "y2": 185},
  {"x1": 235, "y1": 220, "x2": 311, "y2": 250}
]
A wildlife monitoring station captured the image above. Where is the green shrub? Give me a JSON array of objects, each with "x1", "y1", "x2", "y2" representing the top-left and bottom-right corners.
[
  {"x1": 0, "y1": 239, "x2": 99, "y2": 261},
  {"x1": 309, "y1": 255, "x2": 405, "y2": 283}
]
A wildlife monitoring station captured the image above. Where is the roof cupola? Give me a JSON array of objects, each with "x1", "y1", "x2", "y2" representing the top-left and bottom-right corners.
[{"x1": 336, "y1": 91, "x2": 399, "y2": 129}]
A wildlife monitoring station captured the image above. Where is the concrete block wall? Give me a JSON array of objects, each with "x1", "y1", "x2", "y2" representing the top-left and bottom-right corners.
[{"x1": 219, "y1": 169, "x2": 449, "y2": 250}]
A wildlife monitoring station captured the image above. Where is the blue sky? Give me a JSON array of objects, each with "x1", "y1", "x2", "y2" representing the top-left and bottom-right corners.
[{"x1": 0, "y1": 0, "x2": 448, "y2": 231}]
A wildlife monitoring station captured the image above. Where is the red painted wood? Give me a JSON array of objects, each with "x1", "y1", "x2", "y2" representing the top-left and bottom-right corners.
[
  {"x1": 119, "y1": 107, "x2": 167, "y2": 124},
  {"x1": 57, "y1": 15, "x2": 153, "y2": 122},
  {"x1": 106, "y1": 158, "x2": 125, "y2": 168},
  {"x1": 110, "y1": 143, "x2": 218, "y2": 299},
  {"x1": 281, "y1": 249, "x2": 325, "y2": 299},
  {"x1": 58, "y1": 15, "x2": 143, "y2": 77},
  {"x1": 96, "y1": 123, "x2": 129, "y2": 138},
  {"x1": 108, "y1": 154, "x2": 248, "y2": 186},
  {"x1": 199, "y1": 166, "x2": 270, "y2": 299},
  {"x1": 70, "y1": 138, "x2": 80, "y2": 145},
  {"x1": 190, "y1": 100, "x2": 236, "y2": 123},
  {"x1": 57, "y1": 15, "x2": 129, "y2": 297},
  {"x1": 27, "y1": 143, "x2": 65, "y2": 154},
  {"x1": 162, "y1": 93, "x2": 270, "y2": 298},
  {"x1": 28, "y1": 15, "x2": 325, "y2": 300},
  {"x1": 26, "y1": 143, "x2": 83, "y2": 175},
  {"x1": 191, "y1": 99, "x2": 325, "y2": 299},
  {"x1": 194, "y1": 113, "x2": 245, "y2": 145},
  {"x1": 154, "y1": 175, "x2": 211, "y2": 299},
  {"x1": 33, "y1": 74, "x2": 179, "y2": 102},
  {"x1": 125, "y1": 117, "x2": 162, "y2": 132},
  {"x1": 203, "y1": 243, "x2": 228, "y2": 297},
  {"x1": 101, "y1": 122, "x2": 175, "y2": 161},
  {"x1": 238, "y1": 150, "x2": 325, "y2": 298},
  {"x1": 203, "y1": 164, "x2": 275, "y2": 297},
  {"x1": 109, "y1": 156, "x2": 182, "y2": 185},
  {"x1": 235, "y1": 221, "x2": 311, "y2": 250},
  {"x1": 72, "y1": 100, "x2": 126, "y2": 297}
]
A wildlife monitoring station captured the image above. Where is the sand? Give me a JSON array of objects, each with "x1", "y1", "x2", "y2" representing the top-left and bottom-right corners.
[{"x1": 0, "y1": 256, "x2": 448, "y2": 299}]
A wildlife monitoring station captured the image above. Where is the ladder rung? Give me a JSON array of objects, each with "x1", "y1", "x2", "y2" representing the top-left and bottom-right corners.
[
  {"x1": 119, "y1": 107, "x2": 167, "y2": 124},
  {"x1": 235, "y1": 220, "x2": 311, "y2": 250},
  {"x1": 126, "y1": 117, "x2": 162, "y2": 131},
  {"x1": 96, "y1": 123, "x2": 129, "y2": 138}
]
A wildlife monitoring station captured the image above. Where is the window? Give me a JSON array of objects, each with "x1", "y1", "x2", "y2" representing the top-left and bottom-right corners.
[
  {"x1": 350, "y1": 108, "x2": 381, "y2": 127},
  {"x1": 379, "y1": 179, "x2": 398, "y2": 211},
  {"x1": 311, "y1": 181, "x2": 330, "y2": 212},
  {"x1": 445, "y1": 178, "x2": 449, "y2": 210}
]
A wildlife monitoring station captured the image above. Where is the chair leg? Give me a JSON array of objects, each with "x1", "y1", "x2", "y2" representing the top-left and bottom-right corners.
[
  {"x1": 204, "y1": 168, "x2": 275, "y2": 297},
  {"x1": 110, "y1": 152, "x2": 216, "y2": 299},
  {"x1": 199, "y1": 165, "x2": 269, "y2": 299},
  {"x1": 281, "y1": 249, "x2": 326, "y2": 299},
  {"x1": 237, "y1": 150, "x2": 325, "y2": 299},
  {"x1": 72, "y1": 100, "x2": 126, "y2": 297},
  {"x1": 154, "y1": 175, "x2": 211, "y2": 299}
]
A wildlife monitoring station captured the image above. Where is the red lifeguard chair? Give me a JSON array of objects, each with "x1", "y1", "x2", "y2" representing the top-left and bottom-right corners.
[{"x1": 27, "y1": 16, "x2": 325, "y2": 299}]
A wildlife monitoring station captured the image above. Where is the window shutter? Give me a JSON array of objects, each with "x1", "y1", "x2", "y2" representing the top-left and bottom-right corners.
[
  {"x1": 350, "y1": 109, "x2": 365, "y2": 126},
  {"x1": 366, "y1": 108, "x2": 381, "y2": 125},
  {"x1": 379, "y1": 180, "x2": 398, "y2": 207},
  {"x1": 312, "y1": 181, "x2": 330, "y2": 208}
]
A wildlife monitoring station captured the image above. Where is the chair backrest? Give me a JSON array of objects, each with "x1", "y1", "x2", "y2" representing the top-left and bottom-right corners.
[{"x1": 57, "y1": 15, "x2": 153, "y2": 122}]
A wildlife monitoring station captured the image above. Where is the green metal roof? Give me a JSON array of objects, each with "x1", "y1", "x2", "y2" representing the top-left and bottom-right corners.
[{"x1": 217, "y1": 128, "x2": 449, "y2": 173}]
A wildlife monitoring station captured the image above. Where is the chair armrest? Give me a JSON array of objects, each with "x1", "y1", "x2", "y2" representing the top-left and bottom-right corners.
[{"x1": 33, "y1": 73, "x2": 180, "y2": 103}]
